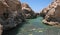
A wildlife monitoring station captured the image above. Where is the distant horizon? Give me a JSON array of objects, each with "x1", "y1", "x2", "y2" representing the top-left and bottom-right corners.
[{"x1": 20, "y1": 0, "x2": 53, "y2": 13}]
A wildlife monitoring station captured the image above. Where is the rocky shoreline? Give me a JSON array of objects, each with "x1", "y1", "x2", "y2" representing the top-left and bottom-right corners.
[
  {"x1": 21, "y1": 3, "x2": 37, "y2": 19},
  {"x1": 1, "y1": 0, "x2": 60, "y2": 35},
  {"x1": 40, "y1": 0, "x2": 60, "y2": 26},
  {"x1": 0, "y1": 0, "x2": 39, "y2": 35}
]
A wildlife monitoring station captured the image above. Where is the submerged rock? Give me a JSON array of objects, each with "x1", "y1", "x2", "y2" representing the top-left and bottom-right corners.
[
  {"x1": 41, "y1": 0, "x2": 60, "y2": 26},
  {"x1": 22, "y1": 3, "x2": 37, "y2": 19}
]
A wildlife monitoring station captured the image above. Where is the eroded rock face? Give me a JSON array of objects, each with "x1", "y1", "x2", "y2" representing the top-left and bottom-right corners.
[
  {"x1": 22, "y1": 3, "x2": 36, "y2": 19},
  {"x1": 40, "y1": 7, "x2": 50, "y2": 18},
  {"x1": 40, "y1": 0, "x2": 57, "y2": 18},
  {"x1": 0, "y1": 0, "x2": 25, "y2": 30},
  {"x1": 0, "y1": 0, "x2": 9, "y2": 15},
  {"x1": 41, "y1": 0, "x2": 60, "y2": 26}
]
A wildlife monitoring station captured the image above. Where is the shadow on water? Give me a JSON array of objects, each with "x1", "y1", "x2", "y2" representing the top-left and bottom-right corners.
[{"x1": 2, "y1": 21, "x2": 28, "y2": 35}]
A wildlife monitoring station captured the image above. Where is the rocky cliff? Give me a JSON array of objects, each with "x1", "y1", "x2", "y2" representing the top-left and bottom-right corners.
[
  {"x1": 40, "y1": 0, "x2": 60, "y2": 26},
  {"x1": 0, "y1": 0, "x2": 26, "y2": 35},
  {"x1": 0, "y1": 0, "x2": 39, "y2": 35},
  {"x1": 22, "y1": 3, "x2": 37, "y2": 19}
]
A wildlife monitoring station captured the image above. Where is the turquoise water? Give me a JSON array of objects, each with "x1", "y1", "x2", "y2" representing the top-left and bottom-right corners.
[{"x1": 3, "y1": 17, "x2": 60, "y2": 35}]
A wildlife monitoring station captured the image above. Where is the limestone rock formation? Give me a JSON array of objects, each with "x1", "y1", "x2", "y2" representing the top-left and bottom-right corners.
[
  {"x1": 40, "y1": 7, "x2": 49, "y2": 18},
  {"x1": 41, "y1": 0, "x2": 60, "y2": 26},
  {"x1": 40, "y1": 0, "x2": 57, "y2": 18},
  {"x1": 22, "y1": 3, "x2": 36, "y2": 19},
  {"x1": 0, "y1": 0, "x2": 25, "y2": 30}
]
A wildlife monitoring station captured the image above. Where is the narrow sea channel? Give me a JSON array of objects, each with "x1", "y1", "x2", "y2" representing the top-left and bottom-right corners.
[{"x1": 3, "y1": 17, "x2": 60, "y2": 35}]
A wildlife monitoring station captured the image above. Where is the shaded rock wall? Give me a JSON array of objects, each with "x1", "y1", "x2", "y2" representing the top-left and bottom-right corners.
[
  {"x1": 0, "y1": 0, "x2": 26, "y2": 30},
  {"x1": 0, "y1": 0, "x2": 26, "y2": 35},
  {"x1": 0, "y1": 0, "x2": 38, "y2": 35}
]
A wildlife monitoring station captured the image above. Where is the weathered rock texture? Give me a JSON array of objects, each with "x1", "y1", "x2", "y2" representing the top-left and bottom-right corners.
[
  {"x1": 0, "y1": 0, "x2": 26, "y2": 33},
  {"x1": 40, "y1": 0, "x2": 57, "y2": 18},
  {"x1": 0, "y1": 0, "x2": 26, "y2": 35},
  {"x1": 0, "y1": 0, "x2": 38, "y2": 35},
  {"x1": 0, "y1": 24, "x2": 3, "y2": 35},
  {"x1": 22, "y1": 3, "x2": 36, "y2": 19},
  {"x1": 40, "y1": 0, "x2": 60, "y2": 26}
]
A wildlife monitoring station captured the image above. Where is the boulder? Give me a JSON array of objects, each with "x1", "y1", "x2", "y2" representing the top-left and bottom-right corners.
[
  {"x1": 40, "y1": 1, "x2": 57, "y2": 18},
  {"x1": 43, "y1": 19, "x2": 59, "y2": 26},
  {"x1": 42, "y1": 0, "x2": 60, "y2": 26}
]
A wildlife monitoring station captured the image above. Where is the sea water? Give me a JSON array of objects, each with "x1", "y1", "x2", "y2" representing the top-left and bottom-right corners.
[{"x1": 3, "y1": 17, "x2": 60, "y2": 35}]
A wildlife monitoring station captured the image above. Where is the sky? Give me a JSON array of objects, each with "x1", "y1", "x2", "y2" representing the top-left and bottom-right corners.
[{"x1": 20, "y1": 0, "x2": 53, "y2": 13}]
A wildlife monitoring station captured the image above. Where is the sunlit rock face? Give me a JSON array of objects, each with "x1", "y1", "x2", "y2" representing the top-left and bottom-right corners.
[
  {"x1": 22, "y1": 3, "x2": 36, "y2": 19},
  {"x1": 40, "y1": 7, "x2": 50, "y2": 18},
  {"x1": 5, "y1": 0, "x2": 22, "y2": 11},
  {"x1": 41, "y1": 0, "x2": 60, "y2": 26},
  {"x1": 40, "y1": 1, "x2": 57, "y2": 18},
  {"x1": 0, "y1": 0, "x2": 9, "y2": 15},
  {"x1": 0, "y1": 0, "x2": 25, "y2": 30}
]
